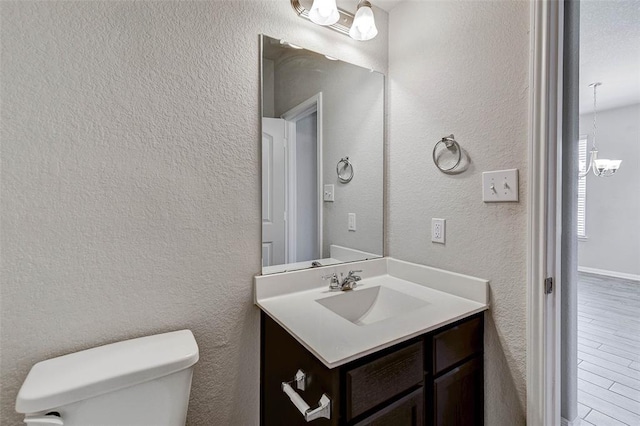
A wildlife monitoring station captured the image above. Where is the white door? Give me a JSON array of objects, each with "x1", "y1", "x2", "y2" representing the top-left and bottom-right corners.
[{"x1": 262, "y1": 118, "x2": 286, "y2": 267}]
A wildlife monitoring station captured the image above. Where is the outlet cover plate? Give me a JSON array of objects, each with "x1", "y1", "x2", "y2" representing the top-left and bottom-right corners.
[
  {"x1": 482, "y1": 169, "x2": 519, "y2": 202},
  {"x1": 432, "y1": 218, "x2": 445, "y2": 244}
]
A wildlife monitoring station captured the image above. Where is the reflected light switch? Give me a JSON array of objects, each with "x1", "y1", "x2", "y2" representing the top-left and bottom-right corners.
[{"x1": 348, "y1": 213, "x2": 356, "y2": 231}]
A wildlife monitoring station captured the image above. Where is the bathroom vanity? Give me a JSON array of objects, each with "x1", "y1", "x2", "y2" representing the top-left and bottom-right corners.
[{"x1": 255, "y1": 257, "x2": 489, "y2": 425}]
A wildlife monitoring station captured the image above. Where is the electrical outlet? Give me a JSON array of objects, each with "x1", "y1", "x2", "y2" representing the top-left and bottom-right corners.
[{"x1": 432, "y1": 218, "x2": 445, "y2": 244}]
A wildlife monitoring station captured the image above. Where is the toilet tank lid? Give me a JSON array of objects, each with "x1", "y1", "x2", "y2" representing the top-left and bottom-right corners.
[{"x1": 16, "y1": 329, "x2": 199, "y2": 414}]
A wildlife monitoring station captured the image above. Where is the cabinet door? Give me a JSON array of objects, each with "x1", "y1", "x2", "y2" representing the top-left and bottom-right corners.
[
  {"x1": 432, "y1": 357, "x2": 483, "y2": 426},
  {"x1": 354, "y1": 388, "x2": 424, "y2": 426}
]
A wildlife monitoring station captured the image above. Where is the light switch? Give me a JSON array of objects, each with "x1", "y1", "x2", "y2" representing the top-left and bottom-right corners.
[
  {"x1": 323, "y1": 184, "x2": 334, "y2": 202},
  {"x1": 482, "y1": 169, "x2": 519, "y2": 202},
  {"x1": 348, "y1": 213, "x2": 356, "y2": 231}
]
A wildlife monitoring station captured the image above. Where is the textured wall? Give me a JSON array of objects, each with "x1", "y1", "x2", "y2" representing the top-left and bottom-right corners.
[
  {"x1": 388, "y1": 1, "x2": 530, "y2": 424},
  {"x1": 0, "y1": 1, "x2": 387, "y2": 424},
  {"x1": 578, "y1": 104, "x2": 640, "y2": 276},
  {"x1": 272, "y1": 50, "x2": 384, "y2": 258}
]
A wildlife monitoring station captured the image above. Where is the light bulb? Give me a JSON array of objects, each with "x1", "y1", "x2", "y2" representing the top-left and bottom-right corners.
[
  {"x1": 309, "y1": 0, "x2": 340, "y2": 26},
  {"x1": 349, "y1": 1, "x2": 378, "y2": 41}
]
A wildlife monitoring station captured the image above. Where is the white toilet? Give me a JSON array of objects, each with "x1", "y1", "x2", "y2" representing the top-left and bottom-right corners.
[{"x1": 16, "y1": 330, "x2": 199, "y2": 426}]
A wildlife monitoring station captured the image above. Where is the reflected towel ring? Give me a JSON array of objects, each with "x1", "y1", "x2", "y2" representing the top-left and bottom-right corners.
[
  {"x1": 337, "y1": 157, "x2": 354, "y2": 183},
  {"x1": 432, "y1": 135, "x2": 462, "y2": 172}
]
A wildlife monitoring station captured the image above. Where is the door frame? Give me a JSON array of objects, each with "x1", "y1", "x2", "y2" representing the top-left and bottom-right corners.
[
  {"x1": 527, "y1": 0, "x2": 563, "y2": 424},
  {"x1": 281, "y1": 93, "x2": 324, "y2": 263}
]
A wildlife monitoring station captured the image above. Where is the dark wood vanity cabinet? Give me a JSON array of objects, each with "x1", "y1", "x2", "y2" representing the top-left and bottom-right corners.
[{"x1": 261, "y1": 312, "x2": 484, "y2": 426}]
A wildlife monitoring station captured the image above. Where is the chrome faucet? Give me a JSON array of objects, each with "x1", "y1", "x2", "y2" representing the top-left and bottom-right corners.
[{"x1": 323, "y1": 270, "x2": 363, "y2": 291}]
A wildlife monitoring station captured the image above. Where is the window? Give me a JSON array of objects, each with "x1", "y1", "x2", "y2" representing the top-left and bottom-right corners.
[{"x1": 577, "y1": 136, "x2": 588, "y2": 238}]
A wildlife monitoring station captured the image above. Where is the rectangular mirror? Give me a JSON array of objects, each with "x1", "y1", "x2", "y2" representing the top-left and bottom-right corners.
[{"x1": 261, "y1": 35, "x2": 384, "y2": 275}]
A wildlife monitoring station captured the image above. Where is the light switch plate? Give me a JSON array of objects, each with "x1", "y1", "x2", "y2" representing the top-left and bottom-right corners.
[
  {"x1": 348, "y1": 213, "x2": 356, "y2": 231},
  {"x1": 323, "y1": 184, "x2": 334, "y2": 202},
  {"x1": 482, "y1": 169, "x2": 519, "y2": 202}
]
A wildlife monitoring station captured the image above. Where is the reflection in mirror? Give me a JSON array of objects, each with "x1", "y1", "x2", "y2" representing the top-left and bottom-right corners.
[{"x1": 261, "y1": 35, "x2": 384, "y2": 274}]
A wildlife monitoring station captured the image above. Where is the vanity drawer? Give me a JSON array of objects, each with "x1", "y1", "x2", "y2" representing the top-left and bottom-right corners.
[
  {"x1": 346, "y1": 341, "x2": 423, "y2": 420},
  {"x1": 432, "y1": 316, "x2": 482, "y2": 375},
  {"x1": 354, "y1": 387, "x2": 424, "y2": 426}
]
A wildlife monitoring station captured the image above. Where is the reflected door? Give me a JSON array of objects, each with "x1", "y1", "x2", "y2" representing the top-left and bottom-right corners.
[
  {"x1": 294, "y1": 112, "x2": 319, "y2": 262},
  {"x1": 262, "y1": 118, "x2": 286, "y2": 267}
]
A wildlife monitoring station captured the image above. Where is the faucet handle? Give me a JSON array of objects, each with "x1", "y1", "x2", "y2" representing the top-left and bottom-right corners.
[
  {"x1": 322, "y1": 273, "x2": 340, "y2": 289},
  {"x1": 347, "y1": 270, "x2": 363, "y2": 282}
]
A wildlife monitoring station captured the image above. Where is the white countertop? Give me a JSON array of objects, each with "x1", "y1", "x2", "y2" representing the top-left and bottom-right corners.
[{"x1": 255, "y1": 257, "x2": 489, "y2": 368}]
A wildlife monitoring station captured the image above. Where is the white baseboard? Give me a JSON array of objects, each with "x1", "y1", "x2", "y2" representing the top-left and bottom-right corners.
[
  {"x1": 561, "y1": 416, "x2": 581, "y2": 426},
  {"x1": 578, "y1": 266, "x2": 640, "y2": 282}
]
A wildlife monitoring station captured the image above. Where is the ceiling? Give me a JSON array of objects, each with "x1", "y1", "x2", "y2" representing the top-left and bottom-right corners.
[
  {"x1": 336, "y1": 0, "x2": 403, "y2": 13},
  {"x1": 579, "y1": 0, "x2": 640, "y2": 113},
  {"x1": 371, "y1": 0, "x2": 404, "y2": 12},
  {"x1": 337, "y1": 0, "x2": 639, "y2": 114}
]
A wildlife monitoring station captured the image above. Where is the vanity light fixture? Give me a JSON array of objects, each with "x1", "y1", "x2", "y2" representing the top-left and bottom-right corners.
[
  {"x1": 309, "y1": 0, "x2": 340, "y2": 25},
  {"x1": 349, "y1": 0, "x2": 378, "y2": 41},
  {"x1": 290, "y1": 0, "x2": 378, "y2": 41},
  {"x1": 579, "y1": 82, "x2": 622, "y2": 178}
]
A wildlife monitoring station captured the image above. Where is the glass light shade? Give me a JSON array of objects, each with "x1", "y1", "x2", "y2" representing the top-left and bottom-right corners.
[
  {"x1": 349, "y1": 5, "x2": 378, "y2": 41},
  {"x1": 309, "y1": 0, "x2": 340, "y2": 26},
  {"x1": 608, "y1": 160, "x2": 622, "y2": 170},
  {"x1": 594, "y1": 159, "x2": 611, "y2": 173}
]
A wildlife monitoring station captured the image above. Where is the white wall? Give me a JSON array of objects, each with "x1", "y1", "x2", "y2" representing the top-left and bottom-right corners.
[
  {"x1": 262, "y1": 58, "x2": 275, "y2": 118},
  {"x1": 295, "y1": 112, "x2": 319, "y2": 261},
  {"x1": 273, "y1": 52, "x2": 384, "y2": 257},
  {"x1": 578, "y1": 103, "x2": 640, "y2": 276},
  {"x1": 0, "y1": 1, "x2": 388, "y2": 424},
  {"x1": 388, "y1": 1, "x2": 530, "y2": 424}
]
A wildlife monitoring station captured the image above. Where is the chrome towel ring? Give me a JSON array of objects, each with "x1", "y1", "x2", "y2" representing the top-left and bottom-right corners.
[
  {"x1": 337, "y1": 157, "x2": 354, "y2": 183},
  {"x1": 432, "y1": 134, "x2": 462, "y2": 172}
]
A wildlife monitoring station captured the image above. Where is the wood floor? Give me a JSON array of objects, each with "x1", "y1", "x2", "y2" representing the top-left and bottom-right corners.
[{"x1": 577, "y1": 272, "x2": 640, "y2": 426}]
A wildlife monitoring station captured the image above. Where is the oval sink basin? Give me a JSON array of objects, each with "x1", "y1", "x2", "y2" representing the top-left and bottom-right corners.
[{"x1": 316, "y1": 286, "x2": 430, "y2": 326}]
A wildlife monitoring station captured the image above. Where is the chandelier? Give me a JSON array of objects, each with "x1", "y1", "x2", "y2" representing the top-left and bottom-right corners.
[{"x1": 579, "y1": 82, "x2": 622, "y2": 178}]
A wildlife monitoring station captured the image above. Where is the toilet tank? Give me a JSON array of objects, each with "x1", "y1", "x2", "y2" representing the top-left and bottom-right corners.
[{"x1": 16, "y1": 330, "x2": 199, "y2": 426}]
